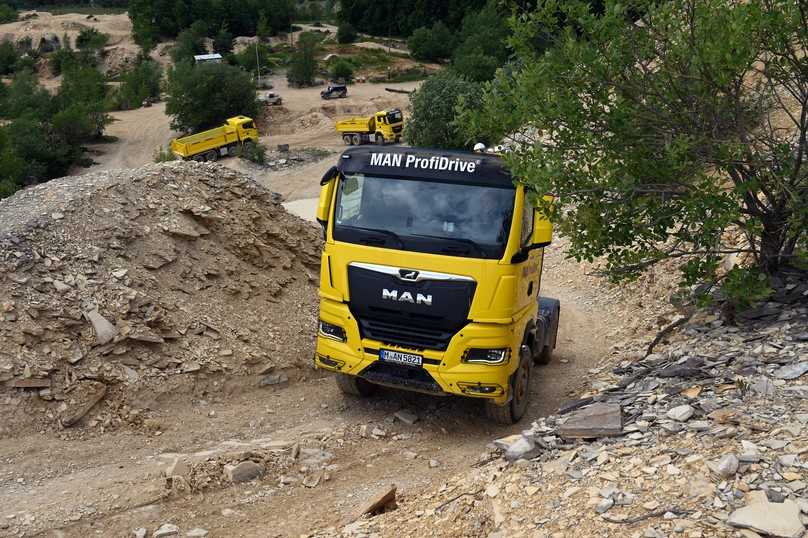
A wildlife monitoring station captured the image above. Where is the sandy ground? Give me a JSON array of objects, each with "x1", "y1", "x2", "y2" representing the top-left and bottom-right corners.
[{"x1": 0, "y1": 242, "x2": 611, "y2": 538}]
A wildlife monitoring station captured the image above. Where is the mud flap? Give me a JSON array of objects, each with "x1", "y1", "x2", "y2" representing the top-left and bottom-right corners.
[{"x1": 538, "y1": 297, "x2": 560, "y2": 350}]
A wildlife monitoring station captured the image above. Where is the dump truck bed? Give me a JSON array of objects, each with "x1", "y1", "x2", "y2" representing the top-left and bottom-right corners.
[
  {"x1": 335, "y1": 117, "x2": 374, "y2": 134},
  {"x1": 171, "y1": 125, "x2": 238, "y2": 158}
]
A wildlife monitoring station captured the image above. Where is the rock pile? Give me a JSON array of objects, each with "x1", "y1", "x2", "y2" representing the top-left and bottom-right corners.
[
  {"x1": 312, "y1": 295, "x2": 808, "y2": 538},
  {"x1": 0, "y1": 162, "x2": 322, "y2": 435}
]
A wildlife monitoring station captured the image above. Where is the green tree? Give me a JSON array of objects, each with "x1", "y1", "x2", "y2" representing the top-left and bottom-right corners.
[
  {"x1": 408, "y1": 22, "x2": 454, "y2": 62},
  {"x1": 405, "y1": 70, "x2": 482, "y2": 149},
  {"x1": 57, "y1": 65, "x2": 111, "y2": 138},
  {"x1": 336, "y1": 22, "x2": 357, "y2": 44},
  {"x1": 0, "y1": 3, "x2": 16, "y2": 24},
  {"x1": 171, "y1": 27, "x2": 206, "y2": 64},
  {"x1": 329, "y1": 58, "x2": 354, "y2": 81},
  {"x1": 0, "y1": 40, "x2": 18, "y2": 75},
  {"x1": 165, "y1": 61, "x2": 258, "y2": 132},
  {"x1": 463, "y1": 0, "x2": 808, "y2": 302},
  {"x1": 256, "y1": 11, "x2": 271, "y2": 40},
  {"x1": 111, "y1": 59, "x2": 162, "y2": 110},
  {"x1": 75, "y1": 28, "x2": 109, "y2": 50},
  {"x1": 287, "y1": 32, "x2": 318, "y2": 87},
  {"x1": 451, "y1": 0, "x2": 510, "y2": 82},
  {"x1": 2, "y1": 70, "x2": 54, "y2": 121},
  {"x1": 233, "y1": 42, "x2": 275, "y2": 77},
  {"x1": 214, "y1": 25, "x2": 233, "y2": 55}
]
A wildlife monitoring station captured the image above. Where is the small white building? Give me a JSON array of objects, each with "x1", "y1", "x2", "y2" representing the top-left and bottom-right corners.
[{"x1": 194, "y1": 53, "x2": 223, "y2": 64}]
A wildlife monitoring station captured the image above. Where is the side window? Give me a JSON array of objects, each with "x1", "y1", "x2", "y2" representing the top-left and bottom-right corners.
[
  {"x1": 336, "y1": 175, "x2": 364, "y2": 223},
  {"x1": 520, "y1": 201, "x2": 534, "y2": 247},
  {"x1": 242, "y1": 121, "x2": 254, "y2": 130}
]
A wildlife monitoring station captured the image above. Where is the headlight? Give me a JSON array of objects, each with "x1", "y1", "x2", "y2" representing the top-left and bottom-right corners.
[
  {"x1": 318, "y1": 320, "x2": 346, "y2": 342},
  {"x1": 463, "y1": 348, "x2": 510, "y2": 365}
]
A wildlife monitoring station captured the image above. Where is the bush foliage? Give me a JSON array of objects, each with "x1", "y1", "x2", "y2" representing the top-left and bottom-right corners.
[
  {"x1": 165, "y1": 61, "x2": 258, "y2": 132},
  {"x1": 463, "y1": 0, "x2": 808, "y2": 303},
  {"x1": 0, "y1": 3, "x2": 16, "y2": 23},
  {"x1": 0, "y1": 64, "x2": 111, "y2": 198},
  {"x1": 405, "y1": 71, "x2": 482, "y2": 149},
  {"x1": 336, "y1": 22, "x2": 357, "y2": 44}
]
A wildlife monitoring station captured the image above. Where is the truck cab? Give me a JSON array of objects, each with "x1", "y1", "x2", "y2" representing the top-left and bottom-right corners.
[{"x1": 314, "y1": 146, "x2": 560, "y2": 424}]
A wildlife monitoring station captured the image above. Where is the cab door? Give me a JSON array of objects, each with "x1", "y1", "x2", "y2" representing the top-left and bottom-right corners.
[{"x1": 514, "y1": 188, "x2": 542, "y2": 314}]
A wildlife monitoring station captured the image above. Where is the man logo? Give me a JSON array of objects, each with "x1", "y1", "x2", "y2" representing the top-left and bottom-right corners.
[
  {"x1": 399, "y1": 269, "x2": 419, "y2": 281},
  {"x1": 382, "y1": 289, "x2": 433, "y2": 306}
]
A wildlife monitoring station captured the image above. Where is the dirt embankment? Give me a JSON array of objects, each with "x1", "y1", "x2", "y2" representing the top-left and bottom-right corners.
[{"x1": 0, "y1": 162, "x2": 321, "y2": 440}]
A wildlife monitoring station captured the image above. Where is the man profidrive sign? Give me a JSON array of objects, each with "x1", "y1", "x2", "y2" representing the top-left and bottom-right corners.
[{"x1": 369, "y1": 152, "x2": 479, "y2": 173}]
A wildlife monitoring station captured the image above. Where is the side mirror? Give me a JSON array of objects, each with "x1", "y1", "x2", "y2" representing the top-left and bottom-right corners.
[
  {"x1": 531, "y1": 195, "x2": 554, "y2": 248},
  {"x1": 317, "y1": 166, "x2": 339, "y2": 231}
]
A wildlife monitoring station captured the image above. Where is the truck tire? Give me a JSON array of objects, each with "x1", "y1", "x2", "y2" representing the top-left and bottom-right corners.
[
  {"x1": 351, "y1": 134, "x2": 361, "y2": 146},
  {"x1": 375, "y1": 133, "x2": 384, "y2": 146},
  {"x1": 485, "y1": 345, "x2": 532, "y2": 424},
  {"x1": 204, "y1": 150, "x2": 218, "y2": 162},
  {"x1": 335, "y1": 373, "x2": 376, "y2": 397},
  {"x1": 192, "y1": 154, "x2": 204, "y2": 162},
  {"x1": 536, "y1": 297, "x2": 560, "y2": 364},
  {"x1": 343, "y1": 134, "x2": 352, "y2": 145}
]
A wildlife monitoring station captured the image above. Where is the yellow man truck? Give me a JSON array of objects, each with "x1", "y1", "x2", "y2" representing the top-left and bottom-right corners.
[
  {"x1": 313, "y1": 146, "x2": 560, "y2": 424},
  {"x1": 335, "y1": 109, "x2": 403, "y2": 146},
  {"x1": 170, "y1": 116, "x2": 259, "y2": 162}
]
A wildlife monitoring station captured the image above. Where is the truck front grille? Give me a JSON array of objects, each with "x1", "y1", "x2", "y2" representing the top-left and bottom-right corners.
[
  {"x1": 358, "y1": 317, "x2": 453, "y2": 351},
  {"x1": 393, "y1": 125, "x2": 403, "y2": 133}
]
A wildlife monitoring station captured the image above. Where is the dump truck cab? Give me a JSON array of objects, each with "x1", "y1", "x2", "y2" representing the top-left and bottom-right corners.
[
  {"x1": 314, "y1": 146, "x2": 560, "y2": 424},
  {"x1": 226, "y1": 116, "x2": 259, "y2": 140}
]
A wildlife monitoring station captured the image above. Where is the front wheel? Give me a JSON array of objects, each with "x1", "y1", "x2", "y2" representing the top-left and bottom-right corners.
[
  {"x1": 336, "y1": 373, "x2": 376, "y2": 397},
  {"x1": 485, "y1": 345, "x2": 532, "y2": 424}
]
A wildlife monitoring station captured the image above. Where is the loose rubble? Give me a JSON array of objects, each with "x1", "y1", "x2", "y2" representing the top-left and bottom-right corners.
[
  {"x1": 311, "y1": 276, "x2": 808, "y2": 537},
  {"x1": 0, "y1": 162, "x2": 322, "y2": 437}
]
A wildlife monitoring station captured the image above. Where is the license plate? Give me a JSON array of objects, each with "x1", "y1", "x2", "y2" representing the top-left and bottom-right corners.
[{"x1": 379, "y1": 349, "x2": 423, "y2": 367}]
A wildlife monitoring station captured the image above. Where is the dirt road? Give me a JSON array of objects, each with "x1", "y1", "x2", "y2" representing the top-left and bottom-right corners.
[
  {"x1": 84, "y1": 75, "x2": 417, "y2": 203},
  {"x1": 0, "y1": 240, "x2": 610, "y2": 538}
]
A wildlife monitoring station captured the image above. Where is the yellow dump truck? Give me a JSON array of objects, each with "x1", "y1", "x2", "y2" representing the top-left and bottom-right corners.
[
  {"x1": 170, "y1": 116, "x2": 259, "y2": 161},
  {"x1": 313, "y1": 146, "x2": 560, "y2": 424},
  {"x1": 335, "y1": 109, "x2": 403, "y2": 146}
]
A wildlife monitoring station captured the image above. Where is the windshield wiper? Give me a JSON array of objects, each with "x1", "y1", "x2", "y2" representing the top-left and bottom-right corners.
[
  {"x1": 340, "y1": 225, "x2": 404, "y2": 248},
  {"x1": 409, "y1": 234, "x2": 485, "y2": 257}
]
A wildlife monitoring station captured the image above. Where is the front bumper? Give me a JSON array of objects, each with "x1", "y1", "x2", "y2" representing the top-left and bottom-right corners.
[{"x1": 314, "y1": 301, "x2": 518, "y2": 405}]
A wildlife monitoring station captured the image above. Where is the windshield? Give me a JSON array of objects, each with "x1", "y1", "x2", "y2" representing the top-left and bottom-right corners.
[
  {"x1": 386, "y1": 110, "x2": 402, "y2": 123},
  {"x1": 333, "y1": 174, "x2": 515, "y2": 259}
]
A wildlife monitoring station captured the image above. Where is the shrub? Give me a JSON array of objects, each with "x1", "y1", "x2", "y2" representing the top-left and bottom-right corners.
[
  {"x1": 405, "y1": 71, "x2": 481, "y2": 149},
  {"x1": 76, "y1": 28, "x2": 109, "y2": 50},
  {"x1": 329, "y1": 58, "x2": 354, "y2": 81},
  {"x1": 49, "y1": 47, "x2": 77, "y2": 76},
  {"x1": 153, "y1": 145, "x2": 177, "y2": 163},
  {"x1": 336, "y1": 22, "x2": 357, "y2": 44},
  {"x1": 240, "y1": 141, "x2": 266, "y2": 164},
  {"x1": 165, "y1": 61, "x2": 258, "y2": 132},
  {"x1": 0, "y1": 3, "x2": 16, "y2": 24}
]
